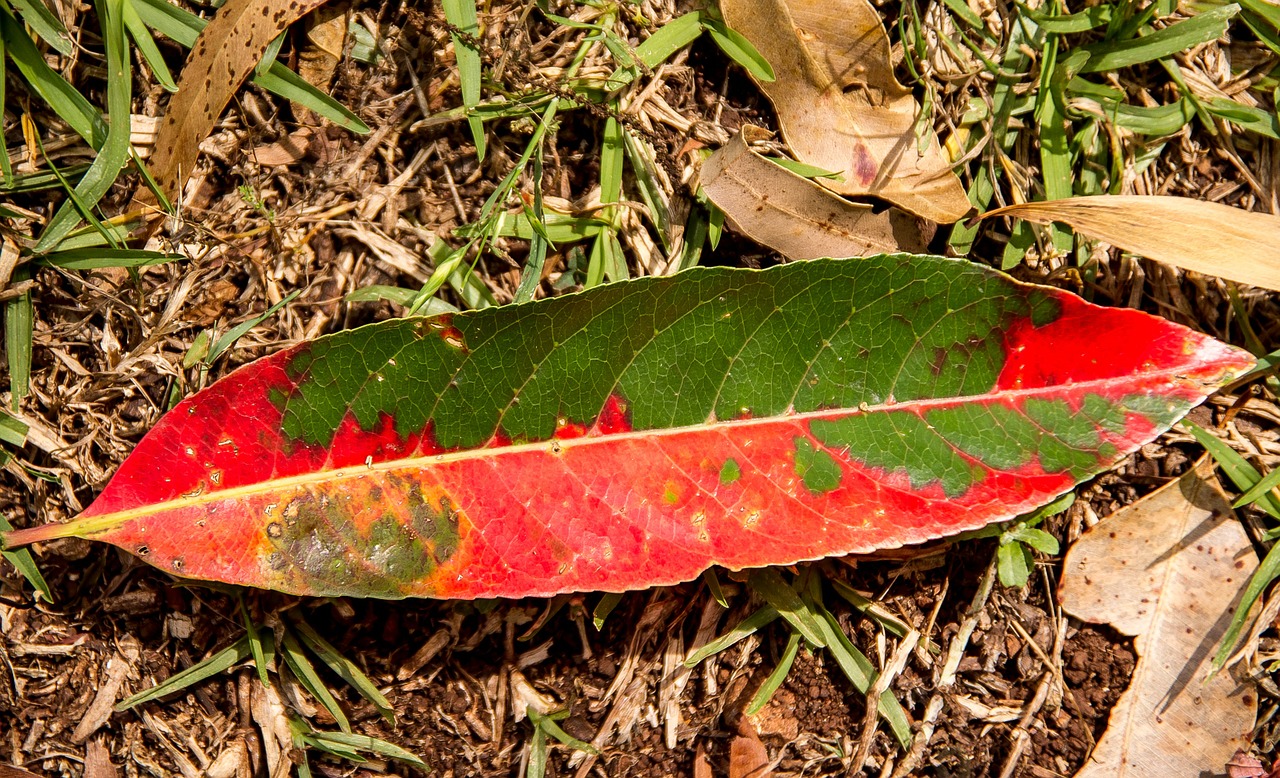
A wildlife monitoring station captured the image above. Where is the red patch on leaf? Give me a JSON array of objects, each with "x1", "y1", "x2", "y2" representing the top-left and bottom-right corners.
[{"x1": 592, "y1": 394, "x2": 633, "y2": 435}]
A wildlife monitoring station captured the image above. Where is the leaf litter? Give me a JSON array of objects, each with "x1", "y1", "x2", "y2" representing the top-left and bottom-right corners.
[
  {"x1": 2, "y1": 0, "x2": 1280, "y2": 776},
  {"x1": 1060, "y1": 459, "x2": 1258, "y2": 776}
]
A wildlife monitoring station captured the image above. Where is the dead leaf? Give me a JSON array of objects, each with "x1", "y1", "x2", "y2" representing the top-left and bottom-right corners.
[
  {"x1": 297, "y1": 2, "x2": 350, "y2": 94},
  {"x1": 729, "y1": 717, "x2": 772, "y2": 778},
  {"x1": 981, "y1": 195, "x2": 1280, "y2": 291},
  {"x1": 141, "y1": 0, "x2": 332, "y2": 205},
  {"x1": 1059, "y1": 461, "x2": 1258, "y2": 777},
  {"x1": 83, "y1": 740, "x2": 118, "y2": 778},
  {"x1": 693, "y1": 741, "x2": 713, "y2": 778},
  {"x1": 1227, "y1": 750, "x2": 1268, "y2": 778},
  {"x1": 698, "y1": 126, "x2": 929, "y2": 259},
  {"x1": 719, "y1": 0, "x2": 970, "y2": 222},
  {"x1": 246, "y1": 128, "x2": 314, "y2": 167}
]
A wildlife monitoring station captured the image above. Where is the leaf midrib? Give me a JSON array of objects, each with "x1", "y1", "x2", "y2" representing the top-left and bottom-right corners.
[{"x1": 68, "y1": 366, "x2": 1213, "y2": 534}]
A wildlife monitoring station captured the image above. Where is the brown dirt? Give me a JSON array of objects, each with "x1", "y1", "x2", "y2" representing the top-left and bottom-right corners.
[{"x1": 3, "y1": 0, "x2": 1280, "y2": 777}]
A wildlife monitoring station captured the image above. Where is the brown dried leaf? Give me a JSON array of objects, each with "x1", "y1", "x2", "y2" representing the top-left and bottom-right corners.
[
  {"x1": 246, "y1": 128, "x2": 314, "y2": 167},
  {"x1": 698, "y1": 126, "x2": 929, "y2": 259},
  {"x1": 729, "y1": 717, "x2": 772, "y2": 778},
  {"x1": 297, "y1": 3, "x2": 350, "y2": 93},
  {"x1": 1060, "y1": 461, "x2": 1258, "y2": 777},
  {"x1": 143, "y1": 0, "x2": 332, "y2": 204},
  {"x1": 982, "y1": 196, "x2": 1280, "y2": 291},
  {"x1": 83, "y1": 739, "x2": 119, "y2": 778},
  {"x1": 718, "y1": 0, "x2": 970, "y2": 222}
]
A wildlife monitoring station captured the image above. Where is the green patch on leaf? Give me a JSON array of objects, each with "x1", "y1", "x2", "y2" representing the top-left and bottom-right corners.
[
  {"x1": 793, "y1": 438, "x2": 842, "y2": 495},
  {"x1": 812, "y1": 412, "x2": 975, "y2": 497},
  {"x1": 719, "y1": 458, "x2": 742, "y2": 484}
]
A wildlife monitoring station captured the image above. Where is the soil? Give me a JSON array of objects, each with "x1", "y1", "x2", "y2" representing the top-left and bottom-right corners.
[{"x1": 3, "y1": 0, "x2": 1280, "y2": 777}]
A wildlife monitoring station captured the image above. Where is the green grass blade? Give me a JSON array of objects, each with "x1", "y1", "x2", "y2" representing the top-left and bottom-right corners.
[
  {"x1": 622, "y1": 130, "x2": 672, "y2": 251},
  {"x1": 0, "y1": 7, "x2": 106, "y2": 146},
  {"x1": 746, "y1": 569, "x2": 827, "y2": 648},
  {"x1": 528, "y1": 708, "x2": 599, "y2": 754},
  {"x1": 0, "y1": 32, "x2": 10, "y2": 188},
  {"x1": 255, "y1": 31, "x2": 285, "y2": 78},
  {"x1": 4, "y1": 267, "x2": 32, "y2": 410},
  {"x1": 1187, "y1": 422, "x2": 1280, "y2": 520},
  {"x1": 514, "y1": 142, "x2": 548, "y2": 304},
  {"x1": 684, "y1": 605, "x2": 780, "y2": 667},
  {"x1": 442, "y1": 0, "x2": 485, "y2": 161},
  {"x1": 0, "y1": 408, "x2": 27, "y2": 447},
  {"x1": 0, "y1": 513, "x2": 53, "y2": 601},
  {"x1": 592, "y1": 592, "x2": 622, "y2": 630},
  {"x1": 606, "y1": 11, "x2": 701, "y2": 90},
  {"x1": 238, "y1": 599, "x2": 271, "y2": 685},
  {"x1": 122, "y1": 0, "x2": 176, "y2": 90},
  {"x1": 949, "y1": 13, "x2": 1038, "y2": 253},
  {"x1": 35, "y1": 0, "x2": 131, "y2": 252},
  {"x1": 1212, "y1": 539, "x2": 1280, "y2": 672},
  {"x1": 1022, "y1": 2, "x2": 1112, "y2": 33},
  {"x1": 636, "y1": 11, "x2": 701, "y2": 69},
  {"x1": 206, "y1": 290, "x2": 298, "y2": 365},
  {"x1": 1036, "y1": 35, "x2": 1073, "y2": 257},
  {"x1": 745, "y1": 630, "x2": 800, "y2": 715},
  {"x1": 600, "y1": 115, "x2": 623, "y2": 209},
  {"x1": 463, "y1": 211, "x2": 605, "y2": 243},
  {"x1": 1078, "y1": 5, "x2": 1238, "y2": 73},
  {"x1": 527, "y1": 712, "x2": 548, "y2": 778},
  {"x1": 8, "y1": 0, "x2": 72, "y2": 55},
  {"x1": 701, "y1": 15, "x2": 775, "y2": 82},
  {"x1": 288, "y1": 612, "x2": 395, "y2": 724},
  {"x1": 37, "y1": 248, "x2": 180, "y2": 269},
  {"x1": 253, "y1": 64, "x2": 369, "y2": 133},
  {"x1": 117, "y1": 636, "x2": 251, "y2": 710},
  {"x1": 1, "y1": 166, "x2": 89, "y2": 194},
  {"x1": 281, "y1": 627, "x2": 351, "y2": 733},
  {"x1": 304, "y1": 732, "x2": 427, "y2": 768},
  {"x1": 806, "y1": 583, "x2": 912, "y2": 748},
  {"x1": 1234, "y1": 465, "x2": 1280, "y2": 508},
  {"x1": 703, "y1": 568, "x2": 729, "y2": 608}
]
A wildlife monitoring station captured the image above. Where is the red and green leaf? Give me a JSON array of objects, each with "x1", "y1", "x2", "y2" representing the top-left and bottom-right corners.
[{"x1": 1, "y1": 256, "x2": 1253, "y2": 599}]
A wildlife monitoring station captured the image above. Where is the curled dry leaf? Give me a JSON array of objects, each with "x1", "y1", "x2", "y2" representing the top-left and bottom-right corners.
[
  {"x1": 719, "y1": 0, "x2": 970, "y2": 223},
  {"x1": 1059, "y1": 460, "x2": 1258, "y2": 777},
  {"x1": 698, "y1": 126, "x2": 929, "y2": 259},
  {"x1": 981, "y1": 195, "x2": 1280, "y2": 292},
  {"x1": 139, "y1": 0, "x2": 332, "y2": 205}
]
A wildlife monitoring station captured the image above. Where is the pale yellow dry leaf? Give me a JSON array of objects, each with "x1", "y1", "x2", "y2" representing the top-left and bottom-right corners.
[
  {"x1": 298, "y1": 2, "x2": 350, "y2": 93},
  {"x1": 719, "y1": 0, "x2": 971, "y2": 223},
  {"x1": 698, "y1": 126, "x2": 929, "y2": 260},
  {"x1": 983, "y1": 195, "x2": 1280, "y2": 291},
  {"x1": 1059, "y1": 461, "x2": 1257, "y2": 778},
  {"x1": 142, "y1": 0, "x2": 332, "y2": 204}
]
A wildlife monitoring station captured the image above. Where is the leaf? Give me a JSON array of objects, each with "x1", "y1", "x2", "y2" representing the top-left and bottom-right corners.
[
  {"x1": 1059, "y1": 461, "x2": 1258, "y2": 776},
  {"x1": 1, "y1": 256, "x2": 1252, "y2": 599},
  {"x1": 698, "y1": 126, "x2": 928, "y2": 260},
  {"x1": 981, "y1": 195, "x2": 1280, "y2": 291},
  {"x1": 141, "y1": 0, "x2": 333, "y2": 204},
  {"x1": 718, "y1": 0, "x2": 971, "y2": 222}
]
